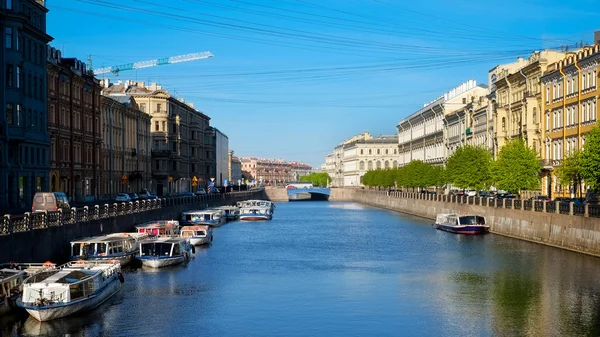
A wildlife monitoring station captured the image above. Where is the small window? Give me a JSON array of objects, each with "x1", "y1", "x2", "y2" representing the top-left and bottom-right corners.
[{"x1": 5, "y1": 27, "x2": 12, "y2": 49}]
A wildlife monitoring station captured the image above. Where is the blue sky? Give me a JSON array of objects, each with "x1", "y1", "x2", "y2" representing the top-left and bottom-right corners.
[{"x1": 47, "y1": 0, "x2": 599, "y2": 167}]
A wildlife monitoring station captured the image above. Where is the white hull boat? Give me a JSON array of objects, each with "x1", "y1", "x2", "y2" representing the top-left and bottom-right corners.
[
  {"x1": 181, "y1": 225, "x2": 213, "y2": 246},
  {"x1": 139, "y1": 255, "x2": 188, "y2": 268},
  {"x1": 137, "y1": 237, "x2": 194, "y2": 268}
]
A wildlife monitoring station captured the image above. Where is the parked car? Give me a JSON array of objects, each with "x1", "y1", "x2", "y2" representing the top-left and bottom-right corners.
[
  {"x1": 31, "y1": 192, "x2": 70, "y2": 213},
  {"x1": 128, "y1": 193, "x2": 139, "y2": 201},
  {"x1": 138, "y1": 189, "x2": 151, "y2": 199},
  {"x1": 115, "y1": 193, "x2": 131, "y2": 202},
  {"x1": 195, "y1": 189, "x2": 207, "y2": 195}
]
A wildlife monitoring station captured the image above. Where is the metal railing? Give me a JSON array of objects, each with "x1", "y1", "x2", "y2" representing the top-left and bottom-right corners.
[
  {"x1": 0, "y1": 191, "x2": 261, "y2": 236},
  {"x1": 362, "y1": 189, "x2": 599, "y2": 218}
]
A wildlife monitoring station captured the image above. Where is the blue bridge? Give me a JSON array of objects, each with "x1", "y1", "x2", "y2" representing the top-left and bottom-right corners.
[{"x1": 287, "y1": 187, "x2": 331, "y2": 201}]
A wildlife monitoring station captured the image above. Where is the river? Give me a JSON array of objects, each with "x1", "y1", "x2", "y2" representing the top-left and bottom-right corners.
[{"x1": 3, "y1": 201, "x2": 600, "y2": 336}]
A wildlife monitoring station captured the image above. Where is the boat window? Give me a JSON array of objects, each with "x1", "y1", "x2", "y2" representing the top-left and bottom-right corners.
[
  {"x1": 97, "y1": 243, "x2": 107, "y2": 256},
  {"x1": 83, "y1": 280, "x2": 94, "y2": 296},
  {"x1": 476, "y1": 216, "x2": 486, "y2": 225},
  {"x1": 459, "y1": 216, "x2": 477, "y2": 225},
  {"x1": 72, "y1": 243, "x2": 81, "y2": 256},
  {"x1": 196, "y1": 231, "x2": 206, "y2": 236},
  {"x1": 141, "y1": 242, "x2": 173, "y2": 256},
  {"x1": 173, "y1": 244, "x2": 180, "y2": 256},
  {"x1": 70, "y1": 283, "x2": 84, "y2": 300},
  {"x1": 181, "y1": 231, "x2": 193, "y2": 238}
]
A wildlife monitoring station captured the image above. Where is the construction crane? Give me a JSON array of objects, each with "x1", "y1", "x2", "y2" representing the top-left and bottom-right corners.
[{"x1": 92, "y1": 51, "x2": 214, "y2": 76}]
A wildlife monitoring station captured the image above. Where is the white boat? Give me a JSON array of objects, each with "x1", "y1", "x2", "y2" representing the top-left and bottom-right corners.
[
  {"x1": 137, "y1": 237, "x2": 194, "y2": 268},
  {"x1": 239, "y1": 206, "x2": 273, "y2": 221},
  {"x1": 215, "y1": 205, "x2": 240, "y2": 221},
  {"x1": 135, "y1": 220, "x2": 180, "y2": 237},
  {"x1": 0, "y1": 262, "x2": 56, "y2": 316},
  {"x1": 181, "y1": 209, "x2": 226, "y2": 227},
  {"x1": 433, "y1": 213, "x2": 489, "y2": 235},
  {"x1": 17, "y1": 260, "x2": 124, "y2": 322},
  {"x1": 239, "y1": 200, "x2": 275, "y2": 213},
  {"x1": 180, "y1": 225, "x2": 213, "y2": 245},
  {"x1": 70, "y1": 233, "x2": 148, "y2": 266}
]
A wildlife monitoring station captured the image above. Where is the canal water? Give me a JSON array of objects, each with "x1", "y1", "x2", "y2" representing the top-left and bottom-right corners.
[{"x1": 3, "y1": 201, "x2": 600, "y2": 336}]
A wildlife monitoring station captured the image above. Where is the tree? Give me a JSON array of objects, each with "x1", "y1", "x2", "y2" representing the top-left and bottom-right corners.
[
  {"x1": 555, "y1": 149, "x2": 583, "y2": 197},
  {"x1": 580, "y1": 127, "x2": 600, "y2": 190},
  {"x1": 299, "y1": 172, "x2": 331, "y2": 187},
  {"x1": 446, "y1": 145, "x2": 492, "y2": 191},
  {"x1": 491, "y1": 138, "x2": 541, "y2": 193}
]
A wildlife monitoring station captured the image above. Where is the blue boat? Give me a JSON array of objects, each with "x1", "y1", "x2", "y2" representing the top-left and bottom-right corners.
[{"x1": 433, "y1": 214, "x2": 489, "y2": 235}]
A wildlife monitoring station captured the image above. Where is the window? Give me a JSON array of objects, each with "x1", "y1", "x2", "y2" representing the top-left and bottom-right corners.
[
  {"x1": 172, "y1": 142, "x2": 177, "y2": 152},
  {"x1": 377, "y1": 149, "x2": 380, "y2": 155},
  {"x1": 6, "y1": 103, "x2": 13, "y2": 125},
  {"x1": 6, "y1": 0, "x2": 12, "y2": 9},
  {"x1": 162, "y1": 121, "x2": 166, "y2": 131},
  {"x1": 583, "y1": 74, "x2": 587, "y2": 90},
  {"x1": 5, "y1": 64, "x2": 12, "y2": 87},
  {"x1": 15, "y1": 104, "x2": 21, "y2": 126},
  {"x1": 5, "y1": 27, "x2": 12, "y2": 49},
  {"x1": 385, "y1": 149, "x2": 388, "y2": 155},
  {"x1": 502, "y1": 117, "x2": 506, "y2": 131},
  {"x1": 359, "y1": 161, "x2": 365, "y2": 170},
  {"x1": 156, "y1": 104, "x2": 162, "y2": 112},
  {"x1": 140, "y1": 103, "x2": 146, "y2": 112},
  {"x1": 360, "y1": 149, "x2": 363, "y2": 155},
  {"x1": 154, "y1": 121, "x2": 159, "y2": 131},
  {"x1": 368, "y1": 149, "x2": 371, "y2": 155},
  {"x1": 546, "y1": 86, "x2": 550, "y2": 103},
  {"x1": 546, "y1": 112, "x2": 550, "y2": 131},
  {"x1": 16, "y1": 66, "x2": 20, "y2": 88}
]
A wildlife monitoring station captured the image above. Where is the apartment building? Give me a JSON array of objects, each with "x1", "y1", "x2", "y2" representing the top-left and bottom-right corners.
[
  {"x1": 342, "y1": 135, "x2": 398, "y2": 186},
  {"x1": 240, "y1": 157, "x2": 312, "y2": 185}
]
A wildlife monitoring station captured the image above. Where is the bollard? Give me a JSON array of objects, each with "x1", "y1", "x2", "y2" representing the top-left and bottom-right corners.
[
  {"x1": 555, "y1": 201, "x2": 560, "y2": 214},
  {"x1": 569, "y1": 202, "x2": 574, "y2": 216},
  {"x1": 585, "y1": 203, "x2": 589, "y2": 217}
]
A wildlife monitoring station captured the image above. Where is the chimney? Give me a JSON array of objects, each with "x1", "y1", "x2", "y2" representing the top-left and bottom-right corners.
[{"x1": 595, "y1": 31, "x2": 600, "y2": 45}]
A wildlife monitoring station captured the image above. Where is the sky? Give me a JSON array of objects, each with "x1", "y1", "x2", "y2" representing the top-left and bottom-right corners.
[{"x1": 46, "y1": 0, "x2": 600, "y2": 167}]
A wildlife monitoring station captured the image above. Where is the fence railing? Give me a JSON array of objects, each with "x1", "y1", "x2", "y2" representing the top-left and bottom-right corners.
[
  {"x1": 362, "y1": 190, "x2": 597, "y2": 218},
  {"x1": 0, "y1": 191, "x2": 260, "y2": 236}
]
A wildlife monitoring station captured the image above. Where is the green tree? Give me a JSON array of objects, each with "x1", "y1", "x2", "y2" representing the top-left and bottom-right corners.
[
  {"x1": 446, "y1": 145, "x2": 492, "y2": 191},
  {"x1": 491, "y1": 138, "x2": 541, "y2": 193},
  {"x1": 299, "y1": 172, "x2": 332, "y2": 187},
  {"x1": 580, "y1": 127, "x2": 600, "y2": 190},
  {"x1": 555, "y1": 150, "x2": 583, "y2": 197}
]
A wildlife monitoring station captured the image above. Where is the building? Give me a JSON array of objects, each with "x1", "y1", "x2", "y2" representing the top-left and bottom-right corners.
[
  {"x1": 342, "y1": 135, "x2": 398, "y2": 186},
  {"x1": 209, "y1": 127, "x2": 228, "y2": 186},
  {"x1": 397, "y1": 80, "x2": 489, "y2": 166},
  {"x1": 101, "y1": 80, "x2": 212, "y2": 196},
  {"x1": 323, "y1": 132, "x2": 372, "y2": 187},
  {"x1": 289, "y1": 162, "x2": 313, "y2": 181},
  {"x1": 228, "y1": 151, "x2": 242, "y2": 185},
  {"x1": 1, "y1": 0, "x2": 53, "y2": 212},
  {"x1": 240, "y1": 157, "x2": 311, "y2": 185},
  {"x1": 47, "y1": 47, "x2": 102, "y2": 202},
  {"x1": 99, "y1": 95, "x2": 151, "y2": 198},
  {"x1": 446, "y1": 93, "x2": 490, "y2": 156},
  {"x1": 493, "y1": 51, "x2": 565, "y2": 161},
  {"x1": 541, "y1": 38, "x2": 600, "y2": 198}
]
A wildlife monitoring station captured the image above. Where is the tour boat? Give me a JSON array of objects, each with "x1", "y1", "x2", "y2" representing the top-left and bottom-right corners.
[
  {"x1": 239, "y1": 206, "x2": 273, "y2": 221},
  {"x1": 17, "y1": 260, "x2": 124, "y2": 322},
  {"x1": 70, "y1": 233, "x2": 148, "y2": 266},
  {"x1": 239, "y1": 200, "x2": 275, "y2": 213},
  {"x1": 0, "y1": 262, "x2": 56, "y2": 316},
  {"x1": 180, "y1": 225, "x2": 213, "y2": 245},
  {"x1": 181, "y1": 209, "x2": 226, "y2": 227},
  {"x1": 215, "y1": 205, "x2": 240, "y2": 221},
  {"x1": 135, "y1": 220, "x2": 180, "y2": 237},
  {"x1": 137, "y1": 237, "x2": 194, "y2": 268},
  {"x1": 433, "y1": 213, "x2": 489, "y2": 235}
]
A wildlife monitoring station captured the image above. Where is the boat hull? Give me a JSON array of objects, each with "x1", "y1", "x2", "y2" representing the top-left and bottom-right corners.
[
  {"x1": 71, "y1": 252, "x2": 137, "y2": 267},
  {"x1": 189, "y1": 236, "x2": 212, "y2": 245},
  {"x1": 435, "y1": 224, "x2": 489, "y2": 235},
  {"x1": 139, "y1": 255, "x2": 188, "y2": 268},
  {"x1": 19, "y1": 277, "x2": 121, "y2": 322},
  {"x1": 240, "y1": 215, "x2": 272, "y2": 221}
]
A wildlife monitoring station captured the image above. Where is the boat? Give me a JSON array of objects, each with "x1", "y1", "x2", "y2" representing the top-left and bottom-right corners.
[
  {"x1": 239, "y1": 206, "x2": 273, "y2": 221},
  {"x1": 181, "y1": 209, "x2": 226, "y2": 227},
  {"x1": 239, "y1": 200, "x2": 275, "y2": 212},
  {"x1": 180, "y1": 225, "x2": 213, "y2": 245},
  {"x1": 137, "y1": 237, "x2": 194, "y2": 268},
  {"x1": 17, "y1": 260, "x2": 124, "y2": 322},
  {"x1": 215, "y1": 205, "x2": 240, "y2": 221},
  {"x1": 135, "y1": 220, "x2": 179, "y2": 237},
  {"x1": 0, "y1": 262, "x2": 56, "y2": 316},
  {"x1": 433, "y1": 213, "x2": 489, "y2": 235},
  {"x1": 70, "y1": 233, "x2": 148, "y2": 266}
]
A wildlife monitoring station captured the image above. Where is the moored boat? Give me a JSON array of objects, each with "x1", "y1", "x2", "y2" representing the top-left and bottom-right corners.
[
  {"x1": 135, "y1": 220, "x2": 179, "y2": 237},
  {"x1": 215, "y1": 205, "x2": 240, "y2": 221},
  {"x1": 137, "y1": 237, "x2": 194, "y2": 268},
  {"x1": 70, "y1": 233, "x2": 148, "y2": 266},
  {"x1": 180, "y1": 225, "x2": 213, "y2": 245},
  {"x1": 17, "y1": 260, "x2": 124, "y2": 322},
  {"x1": 239, "y1": 200, "x2": 275, "y2": 213},
  {"x1": 181, "y1": 209, "x2": 226, "y2": 227},
  {"x1": 0, "y1": 262, "x2": 56, "y2": 316},
  {"x1": 239, "y1": 206, "x2": 273, "y2": 221},
  {"x1": 433, "y1": 213, "x2": 489, "y2": 235}
]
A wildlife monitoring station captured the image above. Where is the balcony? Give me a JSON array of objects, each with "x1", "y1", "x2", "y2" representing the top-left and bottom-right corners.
[
  {"x1": 540, "y1": 159, "x2": 553, "y2": 169},
  {"x1": 151, "y1": 149, "x2": 171, "y2": 157}
]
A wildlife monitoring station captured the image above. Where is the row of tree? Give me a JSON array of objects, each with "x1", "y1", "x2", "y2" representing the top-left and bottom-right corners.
[{"x1": 362, "y1": 127, "x2": 600, "y2": 194}]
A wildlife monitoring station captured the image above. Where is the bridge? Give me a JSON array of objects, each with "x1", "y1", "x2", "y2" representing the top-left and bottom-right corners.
[{"x1": 287, "y1": 187, "x2": 330, "y2": 201}]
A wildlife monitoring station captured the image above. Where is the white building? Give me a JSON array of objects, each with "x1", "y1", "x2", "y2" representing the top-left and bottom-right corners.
[
  {"x1": 342, "y1": 135, "x2": 399, "y2": 186},
  {"x1": 397, "y1": 80, "x2": 489, "y2": 166},
  {"x1": 211, "y1": 127, "x2": 229, "y2": 186}
]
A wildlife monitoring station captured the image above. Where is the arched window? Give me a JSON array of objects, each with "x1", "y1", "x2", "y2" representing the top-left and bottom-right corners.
[
  {"x1": 393, "y1": 160, "x2": 398, "y2": 168},
  {"x1": 367, "y1": 161, "x2": 373, "y2": 170},
  {"x1": 384, "y1": 160, "x2": 390, "y2": 169},
  {"x1": 532, "y1": 107, "x2": 537, "y2": 124},
  {"x1": 376, "y1": 161, "x2": 381, "y2": 169},
  {"x1": 502, "y1": 117, "x2": 506, "y2": 131},
  {"x1": 360, "y1": 149, "x2": 363, "y2": 155},
  {"x1": 359, "y1": 161, "x2": 365, "y2": 170},
  {"x1": 385, "y1": 149, "x2": 389, "y2": 154},
  {"x1": 377, "y1": 149, "x2": 381, "y2": 155},
  {"x1": 368, "y1": 149, "x2": 372, "y2": 155}
]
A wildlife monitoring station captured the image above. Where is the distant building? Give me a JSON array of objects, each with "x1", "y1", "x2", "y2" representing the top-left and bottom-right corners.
[
  {"x1": 342, "y1": 134, "x2": 399, "y2": 187},
  {"x1": 289, "y1": 162, "x2": 313, "y2": 181},
  {"x1": 323, "y1": 132, "x2": 373, "y2": 187},
  {"x1": 208, "y1": 127, "x2": 228, "y2": 186},
  {"x1": 240, "y1": 157, "x2": 311, "y2": 185},
  {"x1": 230, "y1": 153, "x2": 242, "y2": 184},
  {"x1": 1, "y1": 0, "x2": 53, "y2": 212}
]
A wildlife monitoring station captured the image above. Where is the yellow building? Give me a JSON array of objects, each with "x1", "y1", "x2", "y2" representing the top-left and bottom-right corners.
[
  {"x1": 541, "y1": 44, "x2": 600, "y2": 198},
  {"x1": 493, "y1": 51, "x2": 565, "y2": 162}
]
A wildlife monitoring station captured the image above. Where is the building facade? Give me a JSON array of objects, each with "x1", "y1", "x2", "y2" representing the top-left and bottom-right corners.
[
  {"x1": 342, "y1": 135, "x2": 398, "y2": 187},
  {"x1": 229, "y1": 152, "x2": 242, "y2": 185},
  {"x1": 446, "y1": 94, "x2": 490, "y2": 156},
  {"x1": 240, "y1": 157, "x2": 311, "y2": 185},
  {"x1": 209, "y1": 127, "x2": 228, "y2": 186},
  {"x1": 290, "y1": 162, "x2": 313, "y2": 181},
  {"x1": 99, "y1": 95, "x2": 151, "y2": 198},
  {"x1": 541, "y1": 43, "x2": 600, "y2": 198},
  {"x1": 101, "y1": 80, "x2": 213, "y2": 196},
  {"x1": 1, "y1": 0, "x2": 53, "y2": 212},
  {"x1": 397, "y1": 80, "x2": 489, "y2": 166},
  {"x1": 47, "y1": 47, "x2": 102, "y2": 202},
  {"x1": 324, "y1": 132, "x2": 372, "y2": 187},
  {"x1": 493, "y1": 51, "x2": 565, "y2": 161}
]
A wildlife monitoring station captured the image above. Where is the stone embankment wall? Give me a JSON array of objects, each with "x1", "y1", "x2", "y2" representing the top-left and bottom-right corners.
[
  {"x1": 0, "y1": 191, "x2": 264, "y2": 263},
  {"x1": 264, "y1": 187, "x2": 289, "y2": 201},
  {"x1": 329, "y1": 188, "x2": 600, "y2": 257}
]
